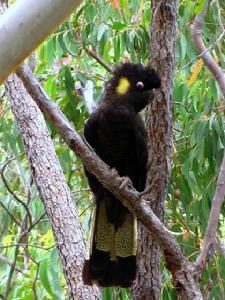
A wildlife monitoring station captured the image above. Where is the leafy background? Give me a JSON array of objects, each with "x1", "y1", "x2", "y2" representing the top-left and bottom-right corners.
[{"x1": 0, "y1": 0, "x2": 225, "y2": 299}]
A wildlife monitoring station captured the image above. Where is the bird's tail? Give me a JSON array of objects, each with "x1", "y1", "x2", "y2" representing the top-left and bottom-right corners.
[{"x1": 82, "y1": 198, "x2": 137, "y2": 287}]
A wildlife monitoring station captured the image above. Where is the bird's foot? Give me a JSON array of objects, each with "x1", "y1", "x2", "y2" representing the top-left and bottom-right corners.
[
  {"x1": 119, "y1": 176, "x2": 132, "y2": 189},
  {"x1": 111, "y1": 168, "x2": 119, "y2": 177},
  {"x1": 111, "y1": 168, "x2": 132, "y2": 189}
]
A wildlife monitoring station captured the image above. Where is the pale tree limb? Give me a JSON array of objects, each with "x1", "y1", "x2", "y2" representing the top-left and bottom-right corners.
[
  {"x1": 16, "y1": 63, "x2": 203, "y2": 300},
  {"x1": 192, "y1": 0, "x2": 225, "y2": 271},
  {"x1": 0, "y1": 0, "x2": 82, "y2": 83}
]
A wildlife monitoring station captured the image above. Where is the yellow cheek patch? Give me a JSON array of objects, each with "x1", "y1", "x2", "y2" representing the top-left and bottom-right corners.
[{"x1": 116, "y1": 77, "x2": 130, "y2": 95}]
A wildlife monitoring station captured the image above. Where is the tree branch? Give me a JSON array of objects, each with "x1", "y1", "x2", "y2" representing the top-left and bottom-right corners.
[
  {"x1": 0, "y1": 255, "x2": 24, "y2": 274},
  {"x1": 0, "y1": 243, "x2": 55, "y2": 251},
  {"x1": 84, "y1": 47, "x2": 113, "y2": 73},
  {"x1": 192, "y1": 0, "x2": 225, "y2": 271},
  {"x1": 192, "y1": 0, "x2": 225, "y2": 96},
  {"x1": 0, "y1": 199, "x2": 20, "y2": 226},
  {"x1": 4, "y1": 212, "x2": 28, "y2": 298},
  {"x1": 21, "y1": 212, "x2": 46, "y2": 238},
  {"x1": 175, "y1": 27, "x2": 225, "y2": 76},
  {"x1": 0, "y1": 0, "x2": 82, "y2": 83},
  {"x1": 32, "y1": 262, "x2": 40, "y2": 300},
  {"x1": 74, "y1": 30, "x2": 113, "y2": 73}
]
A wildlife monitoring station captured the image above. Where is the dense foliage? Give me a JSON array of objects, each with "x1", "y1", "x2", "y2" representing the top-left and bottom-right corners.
[{"x1": 0, "y1": 0, "x2": 224, "y2": 299}]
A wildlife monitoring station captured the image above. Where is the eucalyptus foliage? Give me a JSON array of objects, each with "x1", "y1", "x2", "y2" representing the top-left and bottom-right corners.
[{"x1": 0, "y1": 0, "x2": 224, "y2": 299}]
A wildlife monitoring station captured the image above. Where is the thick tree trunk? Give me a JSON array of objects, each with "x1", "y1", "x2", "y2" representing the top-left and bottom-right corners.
[
  {"x1": 5, "y1": 74, "x2": 101, "y2": 300},
  {"x1": 132, "y1": 1, "x2": 176, "y2": 299}
]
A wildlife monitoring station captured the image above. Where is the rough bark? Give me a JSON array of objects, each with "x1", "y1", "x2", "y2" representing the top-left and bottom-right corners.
[
  {"x1": 132, "y1": 1, "x2": 177, "y2": 299},
  {"x1": 5, "y1": 74, "x2": 101, "y2": 300}
]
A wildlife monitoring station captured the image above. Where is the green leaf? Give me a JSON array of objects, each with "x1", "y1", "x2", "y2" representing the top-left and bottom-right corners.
[
  {"x1": 97, "y1": 24, "x2": 108, "y2": 41},
  {"x1": 64, "y1": 67, "x2": 75, "y2": 97},
  {"x1": 46, "y1": 38, "x2": 56, "y2": 67},
  {"x1": 180, "y1": 33, "x2": 187, "y2": 60},
  {"x1": 58, "y1": 32, "x2": 77, "y2": 56},
  {"x1": 98, "y1": 32, "x2": 107, "y2": 57},
  {"x1": 39, "y1": 259, "x2": 57, "y2": 299},
  {"x1": 194, "y1": 0, "x2": 205, "y2": 14},
  {"x1": 112, "y1": 22, "x2": 126, "y2": 31},
  {"x1": 113, "y1": 36, "x2": 121, "y2": 61}
]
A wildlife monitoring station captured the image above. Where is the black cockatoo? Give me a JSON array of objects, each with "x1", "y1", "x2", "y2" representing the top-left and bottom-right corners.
[{"x1": 82, "y1": 63, "x2": 161, "y2": 287}]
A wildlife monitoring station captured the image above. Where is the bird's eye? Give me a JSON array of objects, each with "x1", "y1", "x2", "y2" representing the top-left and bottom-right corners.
[{"x1": 136, "y1": 81, "x2": 144, "y2": 90}]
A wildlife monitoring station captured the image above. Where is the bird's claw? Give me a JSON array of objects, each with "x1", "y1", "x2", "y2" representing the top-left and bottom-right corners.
[
  {"x1": 119, "y1": 176, "x2": 132, "y2": 189},
  {"x1": 111, "y1": 168, "x2": 132, "y2": 189},
  {"x1": 111, "y1": 168, "x2": 119, "y2": 177}
]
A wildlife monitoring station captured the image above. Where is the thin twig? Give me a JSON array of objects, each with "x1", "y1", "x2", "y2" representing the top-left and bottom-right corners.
[
  {"x1": 174, "y1": 101, "x2": 194, "y2": 120},
  {"x1": 215, "y1": 0, "x2": 224, "y2": 32},
  {"x1": 4, "y1": 213, "x2": 28, "y2": 298},
  {"x1": 193, "y1": 0, "x2": 225, "y2": 271},
  {"x1": 0, "y1": 243, "x2": 55, "y2": 251},
  {"x1": 72, "y1": 188, "x2": 91, "y2": 194},
  {"x1": 84, "y1": 47, "x2": 113, "y2": 73},
  {"x1": 175, "y1": 27, "x2": 225, "y2": 76},
  {"x1": 0, "y1": 200, "x2": 20, "y2": 226},
  {"x1": 20, "y1": 212, "x2": 47, "y2": 239},
  {"x1": 0, "y1": 255, "x2": 24, "y2": 273},
  {"x1": 192, "y1": 1, "x2": 225, "y2": 97},
  {"x1": 74, "y1": 30, "x2": 113, "y2": 73},
  {"x1": 0, "y1": 91, "x2": 6, "y2": 101},
  {"x1": 32, "y1": 262, "x2": 40, "y2": 300},
  {"x1": 1, "y1": 159, "x2": 33, "y2": 226},
  {"x1": 79, "y1": 204, "x2": 94, "y2": 217}
]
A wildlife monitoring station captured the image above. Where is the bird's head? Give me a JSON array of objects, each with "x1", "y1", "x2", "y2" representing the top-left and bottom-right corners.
[{"x1": 104, "y1": 63, "x2": 161, "y2": 112}]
